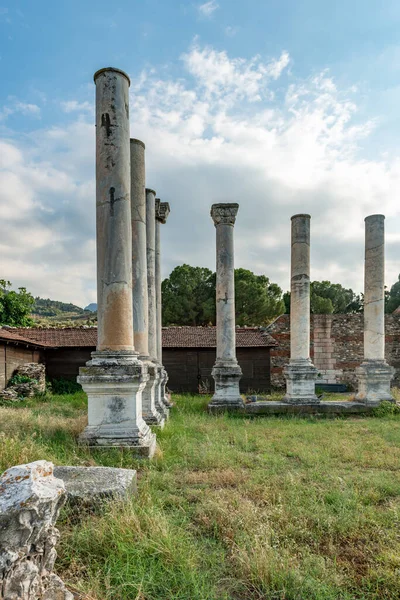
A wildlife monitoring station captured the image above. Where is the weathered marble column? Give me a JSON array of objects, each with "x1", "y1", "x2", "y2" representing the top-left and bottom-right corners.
[
  {"x1": 155, "y1": 199, "x2": 172, "y2": 408},
  {"x1": 130, "y1": 140, "x2": 164, "y2": 427},
  {"x1": 356, "y1": 215, "x2": 394, "y2": 403},
  {"x1": 146, "y1": 189, "x2": 168, "y2": 418},
  {"x1": 208, "y1": 203, "x2": 244, "y2": 412},
  {"x1": 77, "y1": 68, "x2": 156, "y2": 456},
  {"x1": 283, "y1": 214, "x2": 318, "y2": 404}
]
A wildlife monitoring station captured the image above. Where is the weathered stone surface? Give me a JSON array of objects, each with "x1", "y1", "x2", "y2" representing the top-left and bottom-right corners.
[
  {"x1": 208, "y1": 204, "x2": 243, "y2": 412},
  {"x1": 141, "y1": 361, "x2": 165, "y2": 427},
  {"x1": 283, "y1": 215, "x2": 317, "y2": 403},
  {"x1": 356, "y1": 215, "x2": 394, "y2": 403},
  {"x1": 0, "y1": 460, "x2": 73, "y2": 600},
  {"x1": 146, "y1": 188, "x2": 158, "y2": 364},
  {"x1": 1, "y1": 363, "x2": 46, "y2": 401},
  {"x1": 53, "y1": 466, "x2": 137, "y2": 504},
  {"x1": 245, "y1": 401, "x2": 378, "y2": 416},
  {"x1": 78, "y1": 351, "x2": 156, "y2": 455},
  {"x1": 155, "y1": 200, "x2": 172, "y2": 410},
  {"x1": 94, "y1": 67, "x2": 134, "y2": 353}
]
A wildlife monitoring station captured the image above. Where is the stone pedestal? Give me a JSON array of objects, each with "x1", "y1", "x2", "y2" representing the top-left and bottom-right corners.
[
  {"x1": 79, "y1": 352, "x2": 155, "y2": 455},
  {"x1": 208, "y1": 204, "x2": 244, "y2": 412},
  {"x1": 283, "y1": 214, "x2": 318, "y2": 403},
  {"x1": 78, "y1": 67, "x2": 156, "y2": 455},
  {"x1": 356, "y1": 215, "x2": 394, "y2": 403},
  {"x1": 142, "y1": 361, "x2": 165, "y2": 426}
]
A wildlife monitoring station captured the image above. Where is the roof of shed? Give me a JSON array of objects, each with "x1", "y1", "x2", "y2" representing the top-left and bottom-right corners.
[{"x1": 0, "y1": 326, "x2": 277, "y2": 349}]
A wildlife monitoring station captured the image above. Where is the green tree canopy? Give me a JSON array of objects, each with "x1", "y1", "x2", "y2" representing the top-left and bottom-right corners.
[
  {"x1": 284, "y1": 281, "x2": 363, "y2": 314},
  {"x1": 386, "y1": 275, "x2": 400, "y2": 313},
  {"x1": 162, "y1": 265, "x2": 215, "y2": 326},
  {"x1": 234, "y1": 269, "x2": 284, "y2": 326},
  {"x1": 162, "y1": 265, "x2": 285, "y2": 326},
  {"x1": 0, "y1": 280, "x2": 35, "y2": 326}
]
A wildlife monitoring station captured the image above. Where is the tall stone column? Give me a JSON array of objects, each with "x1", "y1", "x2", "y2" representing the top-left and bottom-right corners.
[
  {"x1": 208, "y1": 203, "x2": 243, "y2": 412},
  {"x1": 146, "y1": 189, "x2": 168, "y2": 418},
  {"x1": 356, "y1": 215, "x2": 394, "y2": 403},
  {"x1": 130, "y1": 139, "x2": 164, "y2": 427},
  {"x1": 155, "y1": 199, "x2": 172, "y2": 408},
  {"x1": 283, "y1": 214, "x2": 318, "y2": 403},
  {"x1": 77, "y1": 67, "x2": 155, "y2": 456}
]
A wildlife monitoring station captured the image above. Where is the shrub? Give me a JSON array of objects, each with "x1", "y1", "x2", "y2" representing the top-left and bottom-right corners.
[{"x1": 48, "y1": 378, "x2": 82, "y2": 395}]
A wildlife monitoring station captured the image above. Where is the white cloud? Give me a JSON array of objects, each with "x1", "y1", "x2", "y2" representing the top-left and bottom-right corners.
[
  {"x1": 0, "y1": 98, "x2": 41, "y2": 121},
  {"x1": 225, "y1": 25, "x2": 238, "y2": 37},
  {"x1": 197, "y1": 0, "x2": 219, "y2": 18},
  {"x1": 1, "y1": 43, "x2": 400, "y2": 307},
  {"x1": 61, "y1": 100, "x2": 93, "y2": 114}
]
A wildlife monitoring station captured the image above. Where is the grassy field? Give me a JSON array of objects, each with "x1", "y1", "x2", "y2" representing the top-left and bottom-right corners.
[{"x1": 1, "y1": 392, "x2": 400, "y2": 600}]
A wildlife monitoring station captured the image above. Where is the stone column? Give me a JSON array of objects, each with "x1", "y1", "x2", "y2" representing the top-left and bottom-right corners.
[
  {"x1": 283, "y1": 214, "x2": 318, "y2": 403},
  {"x1": 356, "y1": 215, "x2": 394, "y2": 403},
  {"x1": 130, "y1": 140, "x2": 164, "y2": 427},
  {"x1": 146, "y1": 189, "x2": 168, "y2": 418},
  {"x1": 155, "y1": 199, "x2": 172, "y2": 408},
  {"x1": 77, "y1": 67, "x2": 155, "y2": 456},
  {"x1": 208, "y1": 203, "x2": 243, "y2": 412}
]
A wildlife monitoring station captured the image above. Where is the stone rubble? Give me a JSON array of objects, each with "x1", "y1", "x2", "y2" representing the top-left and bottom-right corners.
[{"x1": 0, "y1": 460, "x2": 73, "y2": 600}]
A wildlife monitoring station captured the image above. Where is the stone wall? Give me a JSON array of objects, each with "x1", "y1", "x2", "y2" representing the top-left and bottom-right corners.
[{"x1": 267, "y1": 314, "x2": 400, "y2": 390}]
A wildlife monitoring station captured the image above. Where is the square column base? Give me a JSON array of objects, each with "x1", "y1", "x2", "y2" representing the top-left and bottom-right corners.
[
  {"x1": 208, "y1": 362, "x2": 244, "y2": 413},
  {"x1": 283, "y1": 360, "x2": 319, "y2": 404},
  {"x1": 355, "y1": 360, "x2": 395, "y2": 405},
  {"x1": 77, "y1": 351, "x2": 156, "y2": 457},
  {"x1": 141, "y1": 360, "x2": 165, "y2": 428}
]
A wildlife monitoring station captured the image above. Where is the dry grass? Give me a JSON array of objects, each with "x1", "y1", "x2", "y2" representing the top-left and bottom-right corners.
[{"x1": 1, "y1": 391, "x2": 400, "y2": 599}]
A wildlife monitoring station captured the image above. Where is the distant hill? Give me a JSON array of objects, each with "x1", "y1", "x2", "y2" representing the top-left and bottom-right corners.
[
  {"x1": 33, "y1": 297, "x2": 86, "y2": 318},
  {"x1": 84, "y1": 303, "x2": 97, "y2": 312}
]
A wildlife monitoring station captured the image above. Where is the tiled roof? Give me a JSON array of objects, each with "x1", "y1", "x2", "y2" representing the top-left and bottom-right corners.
[
  {"x1": 0, "y1": 326, "x2": 277, "y2": 349},
  {"x1": 0, "y1": 328, "x2": 48, "y2": 347},
  {"x1": 162, "y1": 326, "x2": 277, "y2": 348},
  {"x1": 4, "y1": 327, "x2": 97, "y2": 348}
]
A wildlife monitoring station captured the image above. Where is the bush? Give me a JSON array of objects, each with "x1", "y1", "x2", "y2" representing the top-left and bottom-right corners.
[
  {"x1": 48, "y1": 378, "x2": 82, "y2": 395},
  {"x1": 8, "y1": 374, "x2": 38, "y2": 386},
  {"x1": 372, "y1": 401, "x2": 400, "y2": 417}
]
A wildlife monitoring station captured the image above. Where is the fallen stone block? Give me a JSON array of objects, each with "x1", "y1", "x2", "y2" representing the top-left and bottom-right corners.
[
  {"x1": 0, "y1": 460, "x2": 73, "y2": 600},
  {"x1": 54, "y1": 466, "x2": 137, "y2": 505}
]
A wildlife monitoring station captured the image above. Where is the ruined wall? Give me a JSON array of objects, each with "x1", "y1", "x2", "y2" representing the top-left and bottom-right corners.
[
  {"x1": 0, "y1": 343, "x2": 43, "y2": 390},
  {"x1": 268, "y1": 314, "x2": 400, "y2": 390}
]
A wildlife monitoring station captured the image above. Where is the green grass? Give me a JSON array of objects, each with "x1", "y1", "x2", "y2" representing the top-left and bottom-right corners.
[{"x1": 1, "y1": 393, "x2": 400, "y2": 599}]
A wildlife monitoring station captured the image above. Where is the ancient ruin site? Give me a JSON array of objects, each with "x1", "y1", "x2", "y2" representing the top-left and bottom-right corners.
[{"x1": 1, "y1": 3, "x2": 400, "y2": 599}]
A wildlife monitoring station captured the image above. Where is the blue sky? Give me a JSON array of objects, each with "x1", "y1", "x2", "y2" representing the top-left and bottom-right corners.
[{"x1": 1, "y1": 0, "x2": 400, "y2": 305}]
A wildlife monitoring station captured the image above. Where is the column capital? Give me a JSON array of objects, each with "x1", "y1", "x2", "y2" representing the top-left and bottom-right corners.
[
  {"x1": 155, "y1": 199, "x2": 170, "y2": 224},
  {"x1": 211, "y1": 203, "x2": 239, "y2": 226}
]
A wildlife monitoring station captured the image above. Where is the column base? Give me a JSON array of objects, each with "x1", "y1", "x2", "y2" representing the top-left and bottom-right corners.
[
  {"x1": 141, "y1": 360, "x2": 165, "y2": 428},
  {"x1": 160, "y1": 367, "x2": 173, "y2": 408},
  {"x1": 208, "y1": 362, "x2": 244, "y2": 413},
  {"x1": 154, "y1": 363, "x2": 169, "y2": 420},
  {"x1": 283, "y1": 359, "x2": 319, "y2": 404},
  {"x1": 77, "y1": 351, "x2": 156, "y2": 457},
  {"x1": 355, "y1": 360, "x2": 395, "y2": 405}
]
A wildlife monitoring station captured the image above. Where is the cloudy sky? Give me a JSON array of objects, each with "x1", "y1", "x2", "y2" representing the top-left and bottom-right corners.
[{"x1": 1, "y1": 0, "x2": 400, "y2": 307}]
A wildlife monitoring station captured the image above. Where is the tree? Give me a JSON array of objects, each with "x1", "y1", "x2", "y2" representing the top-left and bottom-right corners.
[
  {"x1": 234, "y1": 269, "x2": 285, "y2": 326},
  {"x1": 386, "y1": 275, "x2": 400, "y2": 313},
  {"x1": 162, "y1": 264, "x2": 285, "y2": 326},
  {"x1": 162, "y1": 265, "x2": 215, "y2": 326},
  {"x1": 284, "y1": 281, "x2": 363, "y2": 314},
  {"x1": 0, "y1": 280, "x2": 35, "y2": 326}
]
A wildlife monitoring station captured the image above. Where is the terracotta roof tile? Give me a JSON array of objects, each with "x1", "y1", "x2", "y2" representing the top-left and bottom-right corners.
[{"x1": 1, "y1": 326, "x2": 277, "y2": 349}]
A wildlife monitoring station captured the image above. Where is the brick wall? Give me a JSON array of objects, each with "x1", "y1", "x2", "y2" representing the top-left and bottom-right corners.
[{"x1": 267, "y1": 314, "x2": 400, "y2": 390}]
